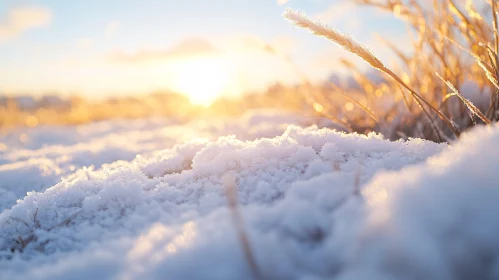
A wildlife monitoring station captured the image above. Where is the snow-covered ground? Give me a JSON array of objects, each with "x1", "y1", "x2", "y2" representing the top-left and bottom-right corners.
[{"x1": 1, "y1": 110, "x2": 498, "y2": 280}]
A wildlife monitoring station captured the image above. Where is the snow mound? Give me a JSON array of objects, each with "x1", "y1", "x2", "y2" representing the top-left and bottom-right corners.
[
  {"x1": 0, "y1": 121, "x2": 460, "y2": 280},
  {"x1": 349, "y1": 124, "x2": 499, "y2": 280},
  {"x1": 0, "y1": 112, "x2": 312, "y2": 211}
]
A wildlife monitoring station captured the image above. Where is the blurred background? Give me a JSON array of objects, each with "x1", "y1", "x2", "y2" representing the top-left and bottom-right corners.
[
  {"x1": 0, "y1": 0, "x2": 404, "y2": 126},
  {"x1": 1, "y1": 0, "x2": 496, "y2": 143}
]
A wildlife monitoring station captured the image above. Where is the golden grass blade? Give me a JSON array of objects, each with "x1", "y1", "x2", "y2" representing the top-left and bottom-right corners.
[
  {"x1": 491, "y1": 0, "x2": 499, "y2": 64},
  {"x1": 477, "y1": 59, "x2": 499, "y2": 90},
  {"x1": 436, "y1": 72, "x2": 491, "y2": 124},
  {"x1": 483, "y1": 44, "x2": 498, "y2": 71},
  {"x1": 283, "y1": 9, "x2": 385, "y2": 70},
  {"x1": 437, "y1": 30, "x2": 499, "y2": 91}
]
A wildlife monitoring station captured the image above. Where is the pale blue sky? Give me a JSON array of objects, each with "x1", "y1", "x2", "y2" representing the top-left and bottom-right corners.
[{"x1": 0, "y1": 0, "x2": 406, "y2": 100}]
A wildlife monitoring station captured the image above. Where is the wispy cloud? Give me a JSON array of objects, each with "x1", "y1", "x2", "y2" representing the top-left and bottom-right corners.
[
  {"x1": 105, "y1": 21, "x2": 120, "y2": 37},
  {"x1": 0, "y1": 6, "x2": 52, "y2": 43},
  {"x1": 109, "y1": 37, "x2": 220, "y2": 63},
  {"x1": 314, "y1": 2, "x2": 356, "y2": 23},
  {"x1": 77, "y1": 38, "x2": 93, "y2": 49},
  {"x1": 228, "y1": 34, "x2": 296, "y2": 55},
  {"x1": 277, "y1": 0, "x2": 289, "y2": 6}
]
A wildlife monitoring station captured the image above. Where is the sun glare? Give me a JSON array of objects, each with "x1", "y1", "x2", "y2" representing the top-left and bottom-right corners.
[{"x1": 172, "y1": 57, "x2": 230, "y2": 107}]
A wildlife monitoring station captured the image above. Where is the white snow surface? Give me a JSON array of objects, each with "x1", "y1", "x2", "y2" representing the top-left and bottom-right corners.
[{"x1": 1, "y1": 110, "x2": 498, "y2": 280}]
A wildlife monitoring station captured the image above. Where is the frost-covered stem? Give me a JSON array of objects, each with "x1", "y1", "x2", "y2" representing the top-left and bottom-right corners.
[
  {"x1": 223, "y1": 174, "x2": 263, "y2": 280},
  {"x1": 283, "y1": 8, "x2": 460, "y2": 139}
]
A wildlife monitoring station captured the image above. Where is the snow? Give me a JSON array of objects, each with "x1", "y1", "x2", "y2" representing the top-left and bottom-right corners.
[
  {"x1": 0, "y1": 110, "x2": 498, "y2": 280},
  {"x1": 0, "y1": 111, "x2": 312, "y2": 211}
]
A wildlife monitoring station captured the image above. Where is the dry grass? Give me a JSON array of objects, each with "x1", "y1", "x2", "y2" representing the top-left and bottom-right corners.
[
  {"x1": 222, "y1": 173, "x2": 263, "y2": 280},
  {"x1": 0, "y1": 93, "x2": 199, "y2": 133},
  {"x1": 6, "y1": 208, "x2": 80, "y2": 255},
  {"x1": 284, "y1": 0, "x2": 499, "y2": 142}
]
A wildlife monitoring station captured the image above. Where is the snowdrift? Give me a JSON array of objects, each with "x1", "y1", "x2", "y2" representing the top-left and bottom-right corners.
[{"x1": 1, "y1": 113, "x2": 499, "y2": 280}]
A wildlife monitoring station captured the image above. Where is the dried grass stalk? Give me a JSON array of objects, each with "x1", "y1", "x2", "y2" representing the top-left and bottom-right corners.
[
  {"x1": 283, "y1": 8, "x2": 460, "y2": 139},
  {"x1": 436, "y1": 73, "x2": 491, "y2": 124},
  {"x1": 283, "y1": 9, "x2": 384, "y2": 70},
  {"x1": 222, "y1": 173, "x2": 263, "y2": 280}
]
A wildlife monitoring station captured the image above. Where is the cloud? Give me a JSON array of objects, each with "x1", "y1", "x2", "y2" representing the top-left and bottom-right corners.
[
  {"x1": 314, "y1": 2, "x2": 356, "y2": 23},
  {"x1": 0, "y1": 6, "x2": 52, "y2": 42},
  {"x1": 109, "y1": 37, "x2": 220, "y2": 63},
  {"x1": 270, "y1": 35, "x2": 297, "y2": 53},
  {"x1": 229, "y1": 34, "x2": 272, "y2": 51},
  {"x1": 227, "y1": 34, "x2": 296, "y2": 55},
  {"x1": 105, "y1": 21, "x2": 120, "y2": 37},
  {"x1": 277, "y1": 0, "x2": 289, "y2": 5},
  {"x1": 77, "y1": 38, "x2": 93, "y2": 49}
]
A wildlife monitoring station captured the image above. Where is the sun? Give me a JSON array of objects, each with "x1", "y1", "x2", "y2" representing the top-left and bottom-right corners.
[{"x1": 171, "y1": 57, "x2": 230, "y2": 107}]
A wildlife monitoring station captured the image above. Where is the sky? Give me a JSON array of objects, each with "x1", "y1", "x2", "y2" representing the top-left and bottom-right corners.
[{"x1": 0, "y1": 0, "x2": 407, "y2": 104}]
